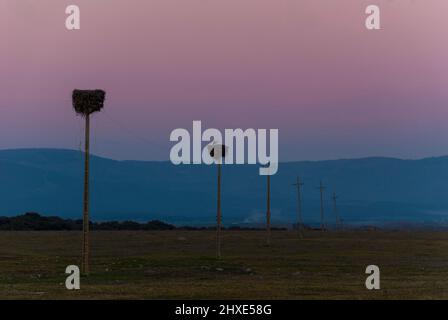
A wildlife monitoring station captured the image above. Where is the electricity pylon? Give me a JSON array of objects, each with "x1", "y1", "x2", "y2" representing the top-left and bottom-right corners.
[{"x1": 292, "y1": 177, "x2": 304, "y2": 238}]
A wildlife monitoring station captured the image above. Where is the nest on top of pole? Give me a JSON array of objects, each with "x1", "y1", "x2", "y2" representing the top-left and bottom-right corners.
[
  {"x1": 208, "y1": 144, "x2": 228, "y2": 160},
  {"x1": 72, "y1": 89, "x2": 106, "y2": 116}
]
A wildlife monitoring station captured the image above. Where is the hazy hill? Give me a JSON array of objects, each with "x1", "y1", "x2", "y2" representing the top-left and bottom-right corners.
[{"x1": 0, "y1": 148, "x2": 447, "y2": 226}]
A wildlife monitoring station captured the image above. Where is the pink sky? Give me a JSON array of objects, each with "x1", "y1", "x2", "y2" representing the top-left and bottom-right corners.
[{"x1": 1, "y1": 0, "x2": 448, "y2": 160}]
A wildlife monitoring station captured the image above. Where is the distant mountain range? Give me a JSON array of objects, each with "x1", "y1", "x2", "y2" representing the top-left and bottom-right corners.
[{"x1": 0, "y1": 148, "x2": 447, "y2": 226}]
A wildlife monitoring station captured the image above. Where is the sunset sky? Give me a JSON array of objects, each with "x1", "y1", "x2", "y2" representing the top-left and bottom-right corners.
[{"x1": 1, "y1": 0, "x2": 448, "y2": 161}]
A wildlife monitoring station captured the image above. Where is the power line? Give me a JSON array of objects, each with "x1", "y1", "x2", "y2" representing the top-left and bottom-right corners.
[{"x1": 101, "y1": 112, "x2": 160, "y2": 147}]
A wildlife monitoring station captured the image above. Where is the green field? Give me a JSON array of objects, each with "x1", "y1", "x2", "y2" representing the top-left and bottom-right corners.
[{"x1": 0, "y1": 230, "x2": 447, "y2": 299}]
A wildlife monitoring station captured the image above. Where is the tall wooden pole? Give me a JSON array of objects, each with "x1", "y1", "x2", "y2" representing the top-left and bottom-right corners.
[
  {"x1": 266, "y1": 174, "x2": 271, "y2": 246},
  {"x1": 293, "y1": 177, "x2": 304, "y2": 238},
  {"x1": 216, "y1": 163, "x2": 222, "y2": 259},
  {"x1": 82, "y1": 113, "x2": 90, "y2": 274},
  {"x1": 332, "y1": 192, "x2": 340, "y2": 230},
  {"x1": 318, "y1": 181, "x2": 325, "y2": 231}
]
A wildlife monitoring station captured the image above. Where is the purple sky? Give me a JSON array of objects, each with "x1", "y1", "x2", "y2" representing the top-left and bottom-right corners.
[{"x1": 1, "y1": 0, "x2": 448, "y2": 161}]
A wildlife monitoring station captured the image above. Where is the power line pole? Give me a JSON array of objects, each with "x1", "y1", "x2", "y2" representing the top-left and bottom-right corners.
[
  {"x1": 216, "y1": 162, "x2": 222, "y2": 259},
  {"x1": 266, "y1": 174, "x2": 271, "y2": 246},
  {"x1": 209, "y1": 144, "x2": 227, "y2": 260},
  {"x1": 333, "y1": 192, "x2": 341, "y2": 230},
  {"x1": 317, "y1": 181, "x2": 326, "y2": 231},
  {"x1": 292, "y1": 177, "x2": 304, "y2": 238},
  {"x1": 82, "y1": 113, "x2": 90, "y2": 274},
  {"x1": 332, "y1": 192, "x2": 341, "y2": 230}
]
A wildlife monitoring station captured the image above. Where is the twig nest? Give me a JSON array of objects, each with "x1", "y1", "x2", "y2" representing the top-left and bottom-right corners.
[
  {"x1": 72, "y1": 89, "x2": 106, "y2": 116},
  {"x1": 207, "y1": 143, "x2": 228, "y2": 160}
]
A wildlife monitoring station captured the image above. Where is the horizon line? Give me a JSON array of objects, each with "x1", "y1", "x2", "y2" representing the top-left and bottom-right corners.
[{"x1": 1, "y1": 147, "x2": 447, "y2": 163}]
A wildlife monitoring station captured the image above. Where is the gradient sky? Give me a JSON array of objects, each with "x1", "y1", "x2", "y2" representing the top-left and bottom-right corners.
[{"x1": 1, "y1": 0, "x2": 448, "y2": 161}]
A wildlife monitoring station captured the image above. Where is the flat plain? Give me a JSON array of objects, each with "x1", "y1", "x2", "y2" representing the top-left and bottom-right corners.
[{"x1": 0, "y1": 230, "x2": 447, "y2": 299}]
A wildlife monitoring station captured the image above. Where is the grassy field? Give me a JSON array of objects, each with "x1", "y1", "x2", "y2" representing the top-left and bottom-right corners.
[{"x1": 0, "y1": 230, "x2": 447, "y2": 299}]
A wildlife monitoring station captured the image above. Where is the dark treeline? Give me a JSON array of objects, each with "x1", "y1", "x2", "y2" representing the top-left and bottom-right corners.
[
  {"x1": 0, "y1": 212, "x2": 175, "y2": 231},
  {"x1": 0, "y1": 213, "x2": 287, "y2": 231}
]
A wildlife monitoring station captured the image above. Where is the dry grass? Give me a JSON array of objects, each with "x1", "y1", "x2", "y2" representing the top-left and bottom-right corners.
[{"x1": 0, "y1": 230, "x2": 447, "y2": 299}]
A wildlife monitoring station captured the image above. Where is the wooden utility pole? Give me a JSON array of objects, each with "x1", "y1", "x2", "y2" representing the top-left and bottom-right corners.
[
  {"x1": 82, "y1": 113, "x2": 90, "y2": 274},
  {"x1": 209, "y1": 144, "x2": 227, "y2": 259},
  {"x1": 332, "y1": 192, "x2": 341, "y2": 230},
  {"x1": 292, "y1": 177, "x2": 304, "y2": 238},
  {"x1": 72, "y1": 89, "x2": 105, "y2": 276},
  {"x1": 317, "y1": 181, "x2": 326, "y2": 231},
  {"x1": 216, "y1": 163, "x2": 222, "y2": 259},
  {"x1": 266, "y1": 174, "x2": 271, "y2": 246}
]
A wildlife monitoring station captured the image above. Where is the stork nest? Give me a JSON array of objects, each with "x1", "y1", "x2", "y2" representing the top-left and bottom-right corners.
[{"x1": 72, "y1": 89, "x2": 106, "y2": 116}]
